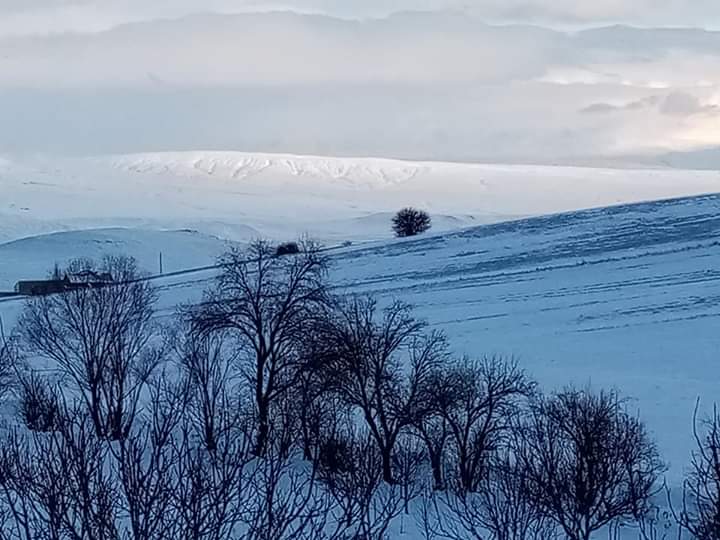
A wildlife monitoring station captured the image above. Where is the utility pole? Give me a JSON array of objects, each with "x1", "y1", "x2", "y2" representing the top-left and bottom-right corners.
[{"x1": 159, "y1": 252, "x2": 164, "y2": 275}]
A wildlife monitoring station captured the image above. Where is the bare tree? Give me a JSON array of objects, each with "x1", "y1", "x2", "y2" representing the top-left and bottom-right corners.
[
  {"x1": 0, "y1": 319, "x2": 17, "y2": 403},
  {"x1": 673, "y1": 401, "x2": 720, "y2": 540},
  {"x1": 441, "y1": 356, "x2": 535, "y2": 494},
  {"x1": 18, "y1": 256, "x2": 161, "y2": 440},
  {"x1": 475, "y1": 450, "x2": 555, "y2": 540},
  {"x1": 412, "y1": 367, "x2": 459, "y2": 492},
  {"x1": 191, "y1": 239, "x2": 330, "y2": 456},
  {"x1": 169, "y1": 414, "x2": 253, "y2": 540},
  {"x1": 394, "y1": 434, "x2": 427, "y2": 515},
  {"x1": 422, "y1": 446, "x2": 554, "y2": 540},
  {"x1": 319, "y1": 427, "x2": 403, "y2": 539},
  {"x1": 294, "y1": 369, "x2": 336, "y2": 461},
  {"x1": 0, "y1": 403, "x2": 120, "y2": 540},
  {"x1": 114, "y1": 378, "x2": 186, "y2": 540},
  {"x1": 323, "y1": 297, "x2": 446, "y2": 484},
  {"x1": 56, "y1": 407, "x2": 120, "y2": 540},
  {"x1": 241, "y1": 445, "x2": 331, "y2": 540},
  {"x1": 636, "y1": 504, "x2": 672, "y2": 540},
  {"x1": 517, "y1": 388, "x2": 664, "y2": 540},
  {"x1": 290, "y1": 315, "x2": 355, "y2": 463},
  {"x1": 413, "y1": 413, "x2": 450, "y2": 492},
  {"x1": 172, "y1": 323, "x2": 242, "y2": 452},
  {"x1": 0, "y1": 427, "x2": 71, "y2": 540}
]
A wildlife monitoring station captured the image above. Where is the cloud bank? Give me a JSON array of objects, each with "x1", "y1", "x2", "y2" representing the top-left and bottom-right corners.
[
  {"x1": 2, "y1": 0, "x2": 720, "y2": 36},
  {"x1": 0, "y1": 10, "x2": 719, "y2": 167}
]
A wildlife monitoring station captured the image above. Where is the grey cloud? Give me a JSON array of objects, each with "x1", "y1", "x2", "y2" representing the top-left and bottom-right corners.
[
  {"x1": 0, "y1": 10, "x2": 718, "y2": 165},
  {"x1": 0, "y1": 0, "x2": 91, "y2": 14},
  {"x1": 0, "y1": 12, "x2": 570, "y2": 88},
  {"x1": 0, "y1": 82, "x2": 619, "y2": 164},
  {"x1": 298, "y1": 0, "x2": 720, "y2": 27},
  {"x1": 1, "y1": 0, "x2": 720, "y2": 37},
  {"x1": 659, "y1": 92, "x2": 719, "y2": 116},
  {"x1": 581, "y1": 93, "x2": 719, "y2": 118},
  {"x1": 581, "y1": 103, "x2": 622, "y2": 114},
  {"x1": 4, "y1": 12, "x2": 720, "y2": 90},
  {"x1": 580, "y1": 96, "x2": 661, "y2": 114}
]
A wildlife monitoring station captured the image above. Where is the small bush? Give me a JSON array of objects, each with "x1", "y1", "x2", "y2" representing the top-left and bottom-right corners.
[
  {"x1": 392, "y1": 208, "x2": 431, "y2": 238},
  {"x1": 18, "y1": 373, "x2": 61, "y2": 432},
  {"x1": 319, "y1": 436, "x2": 356, "y2": 475},
  {"x1": 275, "y1": 242, "x2": 301, "y2": 256}
]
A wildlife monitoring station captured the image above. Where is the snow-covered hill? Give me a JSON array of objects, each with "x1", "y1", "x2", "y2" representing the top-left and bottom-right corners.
[
  {"x1": 165, "y1": 191, "x2": 719, "y2": 489},
  {"x1": 0, "y1": 228, "x2": 235, "y2": 290},
  {"x1": 2, "y1": 152, "x2": 720, "y2": 484},
  {"x1": 2, "y1": 181, "x2": 720, "y2": 539},
  {"x1": 119, "y1": 191, "x2": 719, "y2": 486},
  {"x1": 326, "y1": 193, "x2": 720, "y2": 485},
  {"x1": 2, "y1": 151, "x2": 720, "y2": 245},
  {"x1": 3, "y1": 191, "x2": 717, "y2": 489}
]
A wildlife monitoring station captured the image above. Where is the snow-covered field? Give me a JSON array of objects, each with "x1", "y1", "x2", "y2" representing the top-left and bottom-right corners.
[
  {"x1": 2, "y1": 153, "x2": 720, "y2": 537},
  {"x1": 146, "y1": 191, "x2": 720, "y2": 486},
  {"x1": 0, "y1": 228, "x2": 235, "y2": 291},
  {"x1": 3, "y1": 151, "x2": 720, "y2": 246},
  {"x1": 2, "y1": 184, "x2": 719, "y2": 488}
]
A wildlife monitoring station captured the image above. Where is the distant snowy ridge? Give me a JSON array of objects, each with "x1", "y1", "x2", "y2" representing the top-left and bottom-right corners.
[
  {"x1": 2, "y1": 151, "x2": 720, "y2": 246},
  {"x1": 103, "y1": 152, "x2": 429, "y2": 188}
]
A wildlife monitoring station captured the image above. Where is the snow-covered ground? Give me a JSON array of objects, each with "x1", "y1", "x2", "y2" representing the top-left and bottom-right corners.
[
  {"x1": 2, "y1": 153, "x2": 720, "y2": 537},
  {"x1": 327, "y1": 193, "x2": 720, "y2": 485},
  {"x1": 2, "y1": 151, "x2": 720, "y2": 245},
  {"x1": 0, "y1": 228, "x2": 235, "y2": 290},
  {"x1": 141, "y1": 191, "x2": 719, "y2": 487},
  {"x1": 2, "y1": 189, "x2": 719, "y2": 489}
]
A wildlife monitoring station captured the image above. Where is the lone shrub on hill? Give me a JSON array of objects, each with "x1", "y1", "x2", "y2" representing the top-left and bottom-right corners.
[{"x1": 392, "y1": 208, "x2": 431, "y2": 237}]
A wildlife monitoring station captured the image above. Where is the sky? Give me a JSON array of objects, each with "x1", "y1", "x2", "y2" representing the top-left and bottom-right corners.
[
  {"x1": 2, "y1": 0, "x2": 720, "y2": 34},
  {"x1": 0, "y1": 1, "x2": 719, "y2": 166}
]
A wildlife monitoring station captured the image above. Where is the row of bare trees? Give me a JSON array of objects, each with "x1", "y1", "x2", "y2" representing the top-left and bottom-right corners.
[{"x1": 0, "y1": 243, "x2": 716, "y2": 539}]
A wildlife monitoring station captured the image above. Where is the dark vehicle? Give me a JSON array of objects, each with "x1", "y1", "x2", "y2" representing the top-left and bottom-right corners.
[{"x1": 275, "y1": 242, "x2": 301, "y2": 256}]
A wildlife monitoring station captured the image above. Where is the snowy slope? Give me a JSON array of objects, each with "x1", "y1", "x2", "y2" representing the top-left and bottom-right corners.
[
  {"x1": 325, "y1": 193, "x2": 720, "y2": 484},
  {"x1": 2, "y1": 154, "x2": 720, "y2": 488},
  {"x1": 2, "y1": 151, "x2": 720, "y2": 244},
  {"x1": 87, "y1": 194, "x2": 720, "y2": 485},
  {"x1": 3, "y1": 192, "x2": 715, "y2": 486},
  {"x1": 0, "y1": 228, "x2": 236, "y2": 291},
  {"x1": 1, "y1": 190, "x2": 720, "y2": 539}
]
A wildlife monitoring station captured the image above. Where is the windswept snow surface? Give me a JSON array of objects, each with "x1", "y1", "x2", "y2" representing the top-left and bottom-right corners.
[
  {"x1": 2, "y1": 151, "x2": 720, "y2": 244},
  {"x1": 3, "y1": 154, "x2": 720, "y2": 537},
  {"x1": 3, "y1": 192, "x2": 717, "y2": 490},
  {"x1": 326, "y1": 193, "x2": 720, "y2": 485}
]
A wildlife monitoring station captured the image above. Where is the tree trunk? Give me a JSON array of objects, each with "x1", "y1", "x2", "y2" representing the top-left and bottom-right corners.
[
  {"x1": 381, "y1": 446, "x2": 395, "y2": 484},
  {"x1": 111, "y1": 401, "x2": 124, "y2": 441},
  {"x1": 429, "y1": 450, "x2": 444, "y2": 491},
  {"x1": 255, "y1": 403, "x2": 269, "y2": 457},
  {"x1": 300, "y1": 411, "x2": 314, "y2": 461}
]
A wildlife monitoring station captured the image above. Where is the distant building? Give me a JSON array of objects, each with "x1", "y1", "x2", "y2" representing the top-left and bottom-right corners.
[
  {"x1": 14, "y1": 277, "x2": 71, "y2": 296},
  {"x1": 14, "y1": 272, "x2": 115, "y2": 296},
  {"x1": 69, "y1": 270, "x2": 113, "y2": 283}
]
